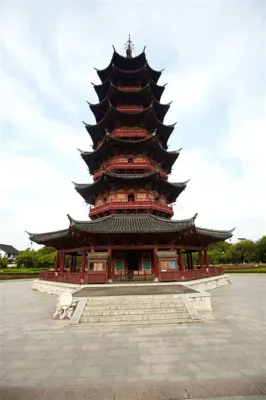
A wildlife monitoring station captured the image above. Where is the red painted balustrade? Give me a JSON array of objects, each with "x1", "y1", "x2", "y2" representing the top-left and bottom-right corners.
[
  {"x1": 118, "y1": 85, "x2": 142, "y2": 92},
  {"x1": 159, "y1": 271, "x2": 181, "y2": 282},
  {"x1": 39, "y1": 271, "x2": 108, "y2": 284},
  {"x1": 159, "y1": 267, "x2": 224, "y2": 282},
  {"x1": 111, "y1": 128, "x2": 150, "y2": 138},
  {"x1": 89, "y1": 201, "x2": 173, "y2": 217},
  {"x1": 39, "y1": 267, "x2": 223, "y2": 284},
  {"x1": 116, "y1": 105, "x2": 144, "y2": 112},
  {"x1": 93, "y1": 162, "x2": 168, "y2": 180}
]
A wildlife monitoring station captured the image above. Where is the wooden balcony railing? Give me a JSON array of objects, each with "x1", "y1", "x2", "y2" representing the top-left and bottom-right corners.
[
  {"x1": 118, "y1": 85, "x2": 142, "y2": 92},
  {"x1": 39, "y1": 267, "x2": 224, "y2": 284},
  {"x1": 93, "y1": 162, "x2": 168, "y2": 179},
  {"x1": 111, "y1": 130, "x2": 150, "y2": 140},
  {"x1": 159, "y1": 267, "x2": 224, "y2": 282},
  {"x1": 89, "y1": 201, "x2": 173, "y2": 217},
  {"x1": 116, "y1": 105, "x2": 144, "y2": 113},
  {"x1": 39, "y1": 271, "x2": 108, "y2": 284}
]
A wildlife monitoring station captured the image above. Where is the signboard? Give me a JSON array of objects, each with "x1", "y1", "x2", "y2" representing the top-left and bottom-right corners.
[{"x1": 169, "y1": 260, "x2": 176, "y2": 270}]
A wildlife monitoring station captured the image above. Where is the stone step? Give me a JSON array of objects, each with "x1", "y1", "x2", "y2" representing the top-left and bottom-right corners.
[
  {"x1": 80, "y1": 317, "x2": 195, "y2": 326},
  {"x1": 84, "y1": 301, "x2": 184, "y2": 311},
  {"x1": 83, "y1": 307, "x2": 189, "y2": 317},
  {"x1": 80, "y1": 311, "x2": 190, "y2": 323},
  {"x1": 85, "y1": 298, "x2": 184, "y2": 306},
  {"x1": 84, "y1": 294, "x2": 183, "y2": 303}
]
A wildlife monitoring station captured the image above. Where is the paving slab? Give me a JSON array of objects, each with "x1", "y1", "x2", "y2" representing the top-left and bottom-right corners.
[{"x1": 0, "y1": 276, "x2": 266, "y2": 399}]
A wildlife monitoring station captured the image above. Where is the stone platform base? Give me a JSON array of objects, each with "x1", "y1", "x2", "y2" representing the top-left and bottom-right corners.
[
  {"x1": 32, "y1": 275, "x2": 230, "y2": 324},
  {"x1": 32, "y1": 274, "x2": 230, "y2": 297}
]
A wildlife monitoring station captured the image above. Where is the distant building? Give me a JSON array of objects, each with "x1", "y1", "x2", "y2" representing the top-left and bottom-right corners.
[{"x1": 0, "y1": 244, "x2": 19, "y2": 265}]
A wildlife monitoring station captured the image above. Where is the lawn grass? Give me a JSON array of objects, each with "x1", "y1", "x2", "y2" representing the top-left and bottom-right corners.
[{"x1": 227, "y1": 268, "x2": 266, "y2": 273}]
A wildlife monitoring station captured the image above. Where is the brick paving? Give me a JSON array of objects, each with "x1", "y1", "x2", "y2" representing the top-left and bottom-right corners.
[{"x1": 0, "y1": 276, "x2": 266, "y2": 399}]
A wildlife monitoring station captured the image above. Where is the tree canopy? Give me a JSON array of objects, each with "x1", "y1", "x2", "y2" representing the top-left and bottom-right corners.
[
  {"x1": 16, "y1": 247, "x2": 56, "y2": 269},
  {"x1": 207, "y1": 236, "x2": 266, "y2": 264}
]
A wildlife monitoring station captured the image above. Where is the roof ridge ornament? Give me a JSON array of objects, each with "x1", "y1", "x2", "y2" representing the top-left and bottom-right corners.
[
  {"x1": 192, "y1": 213, "x2": 198, "y2": 223},
  {"x1": 67, "y1": 214, "x2": 75, "y2": 225},
  {"x1": 125, "y1": 34, "x2": 134, "y2": 58}
]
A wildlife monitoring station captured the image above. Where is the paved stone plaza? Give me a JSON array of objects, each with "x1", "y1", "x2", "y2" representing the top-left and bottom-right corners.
[{"x1": 0, "y1": 276, "x2": 266, "y2": 400}]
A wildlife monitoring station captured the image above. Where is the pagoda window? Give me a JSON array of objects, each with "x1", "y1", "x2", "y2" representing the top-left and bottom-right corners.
[
  {"x1": 128, "y1": 158, "x2": 134, "y2": 163},
  {"x1": 117, "y1": 193, "x2": 126, "y2": 201},
  {"x1": 128, "y1": 193, "x2": 135, "y2": 202},
  {"x1": 136, "y1": 193, "x2": 146, "y2": 200},
  {"x1": 103, "y1": 197, "x2": 107, "y2": 203}
]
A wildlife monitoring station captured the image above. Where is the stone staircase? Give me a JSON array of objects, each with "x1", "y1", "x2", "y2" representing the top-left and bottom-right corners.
[{"x1": 78, "y1": 294, "x2": 201, "y2": 326}]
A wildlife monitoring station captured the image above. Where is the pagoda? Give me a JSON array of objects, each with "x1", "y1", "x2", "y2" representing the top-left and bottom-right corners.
[{"x1": 28, "y1": 37, "x2": 234, "y2": 284}]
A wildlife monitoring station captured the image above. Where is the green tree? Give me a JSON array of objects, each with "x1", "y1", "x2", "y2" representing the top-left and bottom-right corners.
[
  {"x1": 35, "y1": 247, "x2": 56, "y2": 269},
  {"x1": 256, "y1": 236, "x2": 266, "y2": 263},
  {"x1": 0, "y1": 256, "x2": 8, "y2": 269},
  {"x1": 229, "y1": 240, "x2": 257, "y2": 263},
  {"x1": 16, "y1": 249, "x2": 37, "y2": 268},
  {"x1": 208, "y1": 241, "x2": 233, "y2": 264}
]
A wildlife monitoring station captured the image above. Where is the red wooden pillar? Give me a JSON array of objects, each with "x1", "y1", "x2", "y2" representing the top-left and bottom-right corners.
[
  {"x1": 153, "y1": 247, "x2": 158, "y2": 279},
  {"x1": 59, "y1": 252, "x2": 65, "y2": 273},
  {"x1": 54, "y1": 252, "x2": 59, "y2": 272},
  {"x1": 179, "y1": 248, "x2": 185, "y2": 279},
  {"x1": 204, "y1": 249, "x2": 209, "y2": 271},
  {"x1": 81, "y1": 251, "x2": 86, "y2": 274},
  {"x1": 107, "y1": 247, "x2": 112, "y2": 280},
  {"x1": 199, "y1": 250, "x2": 204, "y2": 270}
]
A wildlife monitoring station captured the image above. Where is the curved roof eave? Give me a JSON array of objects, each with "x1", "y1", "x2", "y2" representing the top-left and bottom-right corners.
[
  {"x1": 73, "y1": 170, "x2": 188, "y2": 202},
  {"x1": 112, "y1": 47, "x2": 146, "y2": 63},
  {"x1": 27, "y1": 228, "x2": 69, "y2": 244},
  {"x1": 93, "y1": 77, "x2": 166, "y2": 102},
  {"x1": 195, "y1": 227, "x2": 235, "y2": 240}
]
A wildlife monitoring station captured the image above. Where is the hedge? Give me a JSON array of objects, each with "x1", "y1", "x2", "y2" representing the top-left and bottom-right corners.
[{"x1": 227, "y1": 268, "x2": 266, "y2": 273}]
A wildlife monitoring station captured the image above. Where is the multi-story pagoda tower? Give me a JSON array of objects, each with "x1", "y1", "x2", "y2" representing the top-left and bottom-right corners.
[
  {"x1": 77, "y1": 36, "x2": 185, "y2": 220},
  {"x1": 28, "y1": 37, "x2": 234, "y2": 284}
]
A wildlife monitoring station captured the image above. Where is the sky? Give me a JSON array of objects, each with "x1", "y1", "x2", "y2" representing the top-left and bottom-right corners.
[{"x1": 0, "y1": 0, "x2": 265, "y2": 250}]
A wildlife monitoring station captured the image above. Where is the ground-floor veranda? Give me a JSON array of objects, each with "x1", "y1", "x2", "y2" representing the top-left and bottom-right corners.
[{"x1": 39, "y1": 245, "x2": 224, "y2": 284}]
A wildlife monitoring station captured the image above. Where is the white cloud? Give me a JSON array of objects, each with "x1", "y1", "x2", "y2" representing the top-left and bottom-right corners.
[{"x1": 0, "y1": 0, "x2": 265, "y2": 249}]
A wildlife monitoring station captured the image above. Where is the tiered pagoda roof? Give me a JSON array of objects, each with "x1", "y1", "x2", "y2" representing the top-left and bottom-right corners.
[
  {"x1": 88, "y1": 86, "x2": 171, "y2": 123},
  {"x1": 93, "y1": 79, "x2": 166, "y2": 102},
  {"x1": 79, "y1": 133, "x2": 180, "y2": 174},
  {"x1": 95, "y1": 60, "x2": 163, "y2": 83},
  {"x1": 73, "y1": 170, "x2": 188, "y2": 205},
  {"x1": 84, "y1": 105, "x2": 175, "y2": 149}
]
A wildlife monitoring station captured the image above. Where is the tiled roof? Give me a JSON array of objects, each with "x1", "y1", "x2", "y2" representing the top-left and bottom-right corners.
[
  {"x1": 0, "y1": 244, "x2": 19, "y2": 255},
  {"x1": 84, "y1": 105, "x2": 175, "y2": 148},
  {"x1": 26, "y1": 229, "x2": 69, "y2": 243},
  {"x1": 68, "y1": 213, "x2": 197, "y2": 234},
  {"x1": 73, "y1": 170, "x2": 188, "y2": 204},
  {"x1": 195, "y1": 227, "x2": 235, "y2": 240},
  {"x1": 27, "y1": 214, "x2": 234, "y2": 244}
]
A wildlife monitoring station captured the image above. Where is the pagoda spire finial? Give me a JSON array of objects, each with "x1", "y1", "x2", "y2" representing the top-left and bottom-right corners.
[{"x1": 125, "y1": 34, "x2": 134, "y2": 58}]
